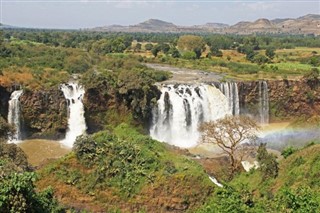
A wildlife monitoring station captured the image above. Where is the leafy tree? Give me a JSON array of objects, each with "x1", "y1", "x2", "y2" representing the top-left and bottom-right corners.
[
  {"x1": 159, "y1": 43, "x2": 170, "y2": 54},
  {"x1": 257, "y1": 143, "x2": 279, "y2": 179},
  {"x1": 151, "y1": 45, "x2": 161, "y2": 57},
  {"x1": 177, "y1": 35, "x2": 205, "y2": 53},
  {"x1": 193, "y1": 47, "x2": 203, "y2": 59},
  {"x1": 199, "y1": 116, "x2": 258, "y2": 176},
  {"x1": 169, "y1": 47, "x2": 180, "y2": 58},
  {"x1": 210, "y1": 46, "x2": 223, "y2": 57},
  {"x1": 0, "y1": 172, "x2": 64, "y2": 212},
  {"x1": 134, "y1": 42, "x2": 142, "y2": 52},
  {"x1": 253, "y1": 54, "x2": 269, "y2": 65},
  {"x1": 144, "y1": 43, "x2": 153, "y2": 51},
  {"x1": 265, "y1": 46, "x2": 276, "y2": 59}
]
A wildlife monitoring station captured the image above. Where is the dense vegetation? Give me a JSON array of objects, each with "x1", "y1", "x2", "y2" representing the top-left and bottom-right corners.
[
  {"x1": 197, "y1": 142, "x2": 320, "y2": 213},
  {"x1": 37, "y1": 124, "x2": 214, "y2": 212}
]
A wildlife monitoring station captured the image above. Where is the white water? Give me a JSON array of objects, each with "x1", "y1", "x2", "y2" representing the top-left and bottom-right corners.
[
  {"x1": 259, "y1": 81, "x2": 269, "y2": 124},
  {"x1": 241, "y1": 161, "x2": 259, "y2": 172},
  {"x1": 209, "y1": 175, "x2": 223, "y2": 187},
  {"x1": 219, "y1": 82, "x2": 240, "y2": 115},
  {"x1": 150, "y1": 84, "x2": 231, "y2": 148},
  {"x1": 60, "y1": 83, "x2": 87, "y2": 148},
  {"x1": 8, "y1": 90, "x2": 23, "y2": 143}
]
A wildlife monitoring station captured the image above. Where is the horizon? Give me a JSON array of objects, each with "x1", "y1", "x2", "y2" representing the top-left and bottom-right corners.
[{"x1": 1, "y1": 1, "x2": 320, "y2": 29}]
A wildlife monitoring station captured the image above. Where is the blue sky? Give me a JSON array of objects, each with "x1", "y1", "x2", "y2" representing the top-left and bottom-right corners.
[{"x1": 1, "y1": 0, "x2": 320, "y2": 29}]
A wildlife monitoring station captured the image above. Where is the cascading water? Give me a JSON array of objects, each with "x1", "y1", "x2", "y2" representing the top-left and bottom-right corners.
[
  {"x1": 150, "y1": 84, "x2": 231, "y2": 148},
  {"x1": 60, "y1": 82, "x2": 87, "y2": 148},
  {"x1": 258, "y1": 81, "x2": 269, "y2": 124},
  {"x1": 8, "y1": 90, "x2": 23, "y2": 143},
  {"x1": 219, "y1": 82, "x2": 240, "y2": 115}
]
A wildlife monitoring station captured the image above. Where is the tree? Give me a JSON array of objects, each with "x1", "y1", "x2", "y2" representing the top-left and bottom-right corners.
[
  {"x1": 193, "y1": 47, "x2": 203, "y2": 59},
  {"x1": 257, "y1": 143, "x2": 278, "y2": 179},
  {"x1": 169, "y1": 47, "x2": 180, "y2": 58},
  {"x1": 199, "y1": 116, "x2": 259, "y2": 176},
  {"x1": 145, "y1": 43, "x2": 153, "y2": 51},
  {"x1": 210, "y1": 46, "x2": 223, "y2": 57},
  {"x1": 151, "y1": 45, "x2": 161, "y2": 57},
  {"x1": 134, "y1": 42, "x2": 142, "y2": 52},
  {"x1": 159, "y1": 43, "x2": 170, "y2": 54},
  {"x1": 265, "y1": 47, "x2": 276, "y2": 59},
  {"x1": 177, "y1": 35, "x2": 206, "y2": 55},
  {"x1": 253, "y1": 54, "x2": 269, "y2": 65}
]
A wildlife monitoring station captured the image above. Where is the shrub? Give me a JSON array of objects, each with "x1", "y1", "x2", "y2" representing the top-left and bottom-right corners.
[
  {"x1": 257, "y1": 143, "x2": 279, "y2": 179},
  {"x1": 281, "y1": 146, "x2": 297, "y2": 159}
]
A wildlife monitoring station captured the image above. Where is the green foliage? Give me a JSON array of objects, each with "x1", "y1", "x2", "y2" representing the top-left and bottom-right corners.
[
  {"x1": 144, "y1": 43, "x2": 153, "y2": 51},
  {"x1": 182, "y1": 51, "x2": 197, "y2": 60},
  {"x1": 196, "y1": 185, "x2": 254, "y2": 213},
  {"x1": 0, "y1": 172, "x2": 64, "y2": 213},
  {"x1": 169, "y1": 47, "x2": 180, "y2": 58},
  {"x1": 252, "y1": 54, "x2": 269, "y2": 65},
  {"x1": 276, "y1": 186, "x2": 320, "y2": 212},
  {"x1": 257, "y1": 143, "x2": 279, "y2": 179},
  {"x1": 73, "y1": 127, "x2": 162, "y2": 197},
  {"x1": 265, "y1": 46, "x2": 276, "y2": 59},
  {"x1": 151, "y1": 45, "x2": 161, "y2": 57},
  {"x1": 210, "y1": 46, "x2": 223, "y2": 57},
  {"x1": 281, "y1": 146, "x2": 297, "y2": 159},
  {"x1": 177, "y1": 35, "x2": 205, "y2": 53}
]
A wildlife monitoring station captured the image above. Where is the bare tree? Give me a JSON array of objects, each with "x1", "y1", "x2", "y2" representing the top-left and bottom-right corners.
[{"x1": 199, "y1": 115, "x2": 259, "y2": 176}]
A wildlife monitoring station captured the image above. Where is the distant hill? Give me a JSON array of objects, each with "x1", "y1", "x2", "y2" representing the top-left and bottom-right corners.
[
  {"x1": 0, "y1": 23, "x2": 18, "y2": 29},
  {"x1": 91, "y1": 14, "x2": 320, "y2": 35}
]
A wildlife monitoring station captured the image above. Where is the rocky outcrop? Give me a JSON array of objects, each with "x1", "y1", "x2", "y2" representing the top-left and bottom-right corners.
[
  {"x1": 0, "y1": 86, "x2": 11, "y2": 119},
  {"x1": 239, "y1": 79, "x2": 320, "y2": 122},
  {"x1": 83, "y1": 80, "x2": 161, "y2": 133},
  {"x1": 20, "y1": 89, "x2": 67, "y2": 139}
]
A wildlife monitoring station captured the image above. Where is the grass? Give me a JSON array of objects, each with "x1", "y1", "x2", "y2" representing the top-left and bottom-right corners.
[{"x1": 141, "y1": 46, "x2": 320, "y2": 81}]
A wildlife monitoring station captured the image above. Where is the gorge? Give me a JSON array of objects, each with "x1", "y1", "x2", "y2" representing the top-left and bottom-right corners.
[{"x1": 3, "y1": 77, "x2": 320, "y2": 150}]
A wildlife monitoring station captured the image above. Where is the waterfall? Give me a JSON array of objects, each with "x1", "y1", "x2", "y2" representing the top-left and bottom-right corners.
[
  {"x1": 258, "y1": 81, "x2": 269, "y2": 124},
  {"x1": 60, "y1": 82, "x2": 87, "y2": 148},
  {"x1": 8, "y1": 90, "x2": 23, "y2": 143},
  {"x1": 150, "y1": 84, "x2": 231, "y2": 148},
  {"x1": 219, "y1": 82, "x2": 240, "y2": 115}
]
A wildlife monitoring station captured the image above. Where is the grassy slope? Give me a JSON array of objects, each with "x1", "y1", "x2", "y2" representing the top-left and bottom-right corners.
[
  {"x1": 195, "y1": 144, "x2": 320, "y2": 213},
  {"x1": 36, "y1": 124, "x2": 214, "y2": 212}
]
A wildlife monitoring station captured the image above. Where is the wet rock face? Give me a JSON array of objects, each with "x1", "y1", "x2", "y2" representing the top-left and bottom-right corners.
[
  {"x1": 0, "y1": 86, "x2": 11, "y2": 119},
  {"x1": 20, "y1": 90, "x2": 68, "y2": 140},
  {"x1": 239, "y1": 80, "x2": 320, "y2": 121},
  {"x1": 83, "y1": 81, "x2": 161, "y2": 133},
  {"x1": 82, "y1": 83, "x2": 114, "y2": 134}
]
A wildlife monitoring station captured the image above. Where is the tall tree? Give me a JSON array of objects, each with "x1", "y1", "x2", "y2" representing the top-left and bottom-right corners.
[{"x1": 199, "y1": 116, "x2": 259, "y2": 176}]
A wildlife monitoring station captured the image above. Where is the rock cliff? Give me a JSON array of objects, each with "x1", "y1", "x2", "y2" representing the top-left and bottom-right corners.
[
  {"x1": 19, "y1": 89, "x2": 67, "y2": 139},
  {"x1": 239, "y1": 79, "x2": 320, "y2": 122}
]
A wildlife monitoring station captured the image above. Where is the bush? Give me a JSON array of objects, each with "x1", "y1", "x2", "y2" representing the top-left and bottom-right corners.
[
  {"x1": 182, "y1": 51, "x2": 197, "y2": 60},
  {"x1": 0, "y1": 172, "x2": 64, "y2": 213},
  {"x1": 257, "y1": 143, "x2": 279, "y2": 179},
  {"x1": 73, "y1": 128, "x2": 161, "y2": 197},
  {"x1": 281, "y1": 146, "x2": 297, "y2": 159}
]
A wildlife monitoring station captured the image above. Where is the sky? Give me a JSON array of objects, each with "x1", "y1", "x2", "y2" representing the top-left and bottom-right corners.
[{"x1": 1, "y1": 0, "x2": 320, "y2": 29}]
